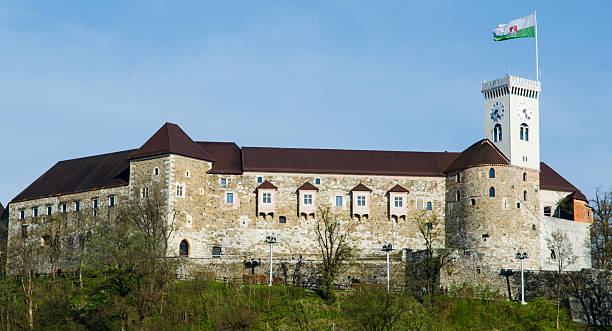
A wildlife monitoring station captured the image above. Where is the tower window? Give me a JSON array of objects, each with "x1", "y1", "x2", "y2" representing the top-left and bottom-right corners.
[
  {"x1": 523, "y1": 191, "x2": 527, "y2": 201},
  {"x1": 489, "y1": 168, "x2": 495, "y2": 178},
  {"x1": 523, "y1": 172, "x2": 527, "y2": 181},
  {"x1": 456, "y1": 191, "x2": 461, "y2": 201},
  {"x1": 179, "y1": 240, "x2": 189, "y2": 257},
  {"x1": 489, "y1": 187, "x2": 496, "y2": 198},
  {"x1": 153, "y1": 167, "x2": 159, "y2": 176},
  {"x1": 494, "y1": 124, "x2": 502, "y2": 142},
  {"x1": 520, "y1": 123, "x2": 529, "y2": 141}
]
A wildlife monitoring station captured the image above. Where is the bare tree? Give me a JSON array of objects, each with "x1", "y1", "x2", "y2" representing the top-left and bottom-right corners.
[
  {"x1": 412, "y1": 211, "x2": 452, "y2": 299},
  {"x1": 7, "y1": 225, "x2": 44, "y2": 330},
  {"x1": 37, "y1": 213, "x2": 71, "y2": 283},
  {"x1": 546, "y1": 229, "x2": 577, "y2": 330},
  {"x1": 69, "y1": 209, "x2": 97, "y2": 288},
  {"x1": 591, "y1": 189, "x2": 612, "y2": 270},
  {"x1": 315, "y1": 206, "x2": 354, "y2": 301}
]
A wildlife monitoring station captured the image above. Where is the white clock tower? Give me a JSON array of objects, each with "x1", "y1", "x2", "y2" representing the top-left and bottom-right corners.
[{"x1": 482, "y1": 75, "x2": 541, "y2": 170}]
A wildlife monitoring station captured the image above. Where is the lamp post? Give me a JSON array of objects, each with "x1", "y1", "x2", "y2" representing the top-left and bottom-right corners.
[
  {"x1": 265, "y1": 234, "x2": 277, "y2": 286},
  {"x1": 515, "y1": 251, "x2": 529, "y2": 304},
  {"x1": 381, "y1": 244, "x2": 394, "y2": 292}
]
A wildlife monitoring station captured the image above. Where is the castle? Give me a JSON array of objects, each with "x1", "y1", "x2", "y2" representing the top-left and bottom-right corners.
[{"x1": 7, "y1": 75, "x2": 592, "y2": 285}]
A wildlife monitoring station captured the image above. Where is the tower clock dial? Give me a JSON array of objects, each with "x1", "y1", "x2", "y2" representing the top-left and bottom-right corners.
[
  {"x1": 516, "y1": 101, "x2": 533, "y2": 122},
  {"x1": 489, "y1": 101, "x2": 505, "y2": 122}
]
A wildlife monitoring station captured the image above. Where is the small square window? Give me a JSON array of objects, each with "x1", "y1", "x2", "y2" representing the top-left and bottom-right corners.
[
  {"x1": 212, "y1": 246, "x2": 221, "y2": 258},
  {"x1": 303, "y1": 194, "x2": 313, "y2": 205},
  {"x1": 544, "y1": 206, "x2": 551, "y2": 217},
  {"x1": 279, "y1": 216, "x2": 287, "y2": 224},
  {"x1": 262, "y1": 192, "x2": 272, "y2": 204},
  {"x1": 46, "y1": 206, "x2": 52, "y2": 216},
  {"x1": 394, "y1": 196, "x2": 403, "y2": 208},
  {"x1": 108, "y1": 196, "x2": 116, "y2": 207},
  {"x1": 226, "y1": 192, "x2": 234, "y2": 204},
  {"x1": 315, "y1": 178, "x2": 321, "y2": 185},
  {"x1": 357, "y1": 195, "x2": 366, "y2": 207},
  {"x1": 60, "y1": 203, "x2": 67, "y2": 213},
  {"x1": 19, "y1": 209, "x2": 25, "y2": 220},
  {"x1": 32, "y1": 207, "x2": 38, "y2": 217},
  {"x1": 257, "y1": 176, "x2": 263, "y2": 183},
  {"x1": 220, "y1": 178, "x2": 227, "y2": 185},
  {"x1": 74, "y1": 201, "x2": 80, "y2": 212},
  {"x1": 335, "y1": 195, "x2": 343, "y2": 207}
]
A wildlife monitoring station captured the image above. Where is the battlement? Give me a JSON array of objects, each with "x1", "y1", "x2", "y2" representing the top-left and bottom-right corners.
[{"x1": 481, "y1": 75, "x2": 541, "y2": 92}]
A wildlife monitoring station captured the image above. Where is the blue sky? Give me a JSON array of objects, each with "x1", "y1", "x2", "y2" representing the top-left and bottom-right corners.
[{"x1": 1, "y1": 1, "x2": 610, "y2": 205}]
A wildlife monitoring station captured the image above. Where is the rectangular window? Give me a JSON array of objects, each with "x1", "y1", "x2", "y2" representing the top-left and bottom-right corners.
[
  {"x1": 60, "y1": 203, "x2": 67, "y2": 213},
  {"x1": 46, "y1": 206, "x2": 52, "y2": 216},
  {"x1": 262, "y1": 192, "x2": 272, "y2": 204},
  {"x1": 394, "y1": 196, "x2": 403, "y2": 208},
  {"x1": 335, "y1": 195, "x2": 343, "y2": 207},
  {"x1": 32, "y1": 207, "x2": 38, "y2": 217},
  {"x1": 93, "y1": 209, "x2": 98, "y2": 217},
  {"x1": 21, "y1": 224, "x2": 28, "y2": 238},
  {"x1": 426, "y1": 201, "x2": 432, "y2": 211},
  {"x1": 257, "y1": 176, "x2": 263, "y2": 183},
  {"x1": 108, "y1": 196, "x2": 116, "y2": 207},
  {"x1": 226, "y1": 192, "x2": 234, "y2": 204},
  {"x1": 357, "y1": 195, "x2": 366, "y2": 207},
  {"x1": 220, "y1": 178, "x2": 227, "y2": 185},
  {"x1": 212, "y1": 246, "x2": 221, "y2": 258},
  {"x1": 544, "y1": 206, "x2": 552, "y2": 217},
  {"x1": 176, "y1": 185, "x2": 184, "y2": 197},
  {"x1": 279, "y1": 216, "x2": 287, "y2": 224},
  {"x1": 92, "y1": 198, "x2": 99, "y2": 209},
  {"x1": 19, "y1": 209, "x2": 25, "y2": 220},
  {"x1": 415, "y1": 196, "x2": 425, "y2": 210},
  {"x1": 74, "y1": 201, "x2": 80, "y2": 212},
  {"x1": 303, "y1": 194, "x2": 313, "y2": 205}
]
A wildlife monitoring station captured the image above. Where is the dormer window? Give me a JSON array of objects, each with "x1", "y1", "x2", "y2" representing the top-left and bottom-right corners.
[
  {"x1": 351, "y1": 183, "x2": 372, "y2": 218},
  {"x1": 297, "y1": 182, "x2": 318, "y2": 217},
  {"x1": 256, "y1": 181, "x2": 277, "y2": 216},
  {"x1": 388, "y1": 184, "x2": 408, "y2": 219}
]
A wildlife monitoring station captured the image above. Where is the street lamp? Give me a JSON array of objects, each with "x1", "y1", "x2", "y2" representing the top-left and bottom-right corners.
[
  {"x1": 515, "y1": 250, "x2": 529, "y2": 304},
  {"x1": 265, "y1": 234, "x2": 277, "y2": 286},
  {"x1": 381, "y1": 244, "x2": 394, "y2": 292}
]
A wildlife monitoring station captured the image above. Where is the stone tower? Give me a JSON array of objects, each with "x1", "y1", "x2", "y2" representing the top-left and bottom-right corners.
[{"x1": 482, "y1": 76, "x2": 541, "y2": 170}]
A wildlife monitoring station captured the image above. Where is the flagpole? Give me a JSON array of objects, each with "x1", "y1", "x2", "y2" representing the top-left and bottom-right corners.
[{"x1": 535, "y1": 11, "x2": 539, "y2": 81}]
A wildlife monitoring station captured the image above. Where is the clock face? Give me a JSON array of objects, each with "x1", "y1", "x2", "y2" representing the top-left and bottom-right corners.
[
  {"x1": 516, "y1": 101, "x2": 533, "y2": 122},
  {"x1": 489, "y1": 101, "x2": 505, "y2": 122}
]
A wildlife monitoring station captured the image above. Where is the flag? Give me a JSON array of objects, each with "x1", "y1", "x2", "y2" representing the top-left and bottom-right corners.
[{"x1": 493, "y1": 13, "x2": 536, "y2": 41}]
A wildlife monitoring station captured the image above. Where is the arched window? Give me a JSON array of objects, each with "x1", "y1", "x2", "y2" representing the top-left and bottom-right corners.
[
  {"x1": 456, "y1": 191, "x2": 461, "y2": 201},
  {"x1": 493, "y1": 124, "x2": 502, "y2": 142},
  {"x1": 489, "y1": 187, "x2": 496, "y2": 197},
  {"x1": 523, "y1": 191, "x2": 527, "y2": 201},
  {"x1": 520, "y1": 123, "x2": 529, "y2": 141},
  {"x1": 489, "y1": 168, "x2": 495, "y2": 178},
  {"x1": 523, "y1": 172, "x2": 527, "y2": 181},
  {"x1": 179, "y1": 240, "x2": 189, "y2": 257}
]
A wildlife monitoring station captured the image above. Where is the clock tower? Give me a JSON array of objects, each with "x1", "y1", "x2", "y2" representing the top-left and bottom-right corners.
[{"x1": 482, "y1": 75, "x2": 541, "y2": 170}]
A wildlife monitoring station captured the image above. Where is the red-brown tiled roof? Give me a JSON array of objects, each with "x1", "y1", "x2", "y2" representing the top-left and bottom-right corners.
[
  {"x1": 444, "y1": 139, "x2": 509, "y2": 173},
  {"x1": 197, "y1": 142, "x2": 243, "y2": 174},
  {"x1": 540, "y1": 162, "x2": 587, "y2": 201},
  {"x1": 351, "y1": 183, "x2": 372, "y2": 192},
  {"x1": 129, "y1": 123, "x2": 214, "y2": 162},
  {"x1": 242, "y1": 147, "x2": 459, "y2": 176},
  {"x1": 11, "y1": 149, "x2": 134, "y2": 203},
  {"x1": 387, "y1": 184, "x2": 409, "y2": 193},
  {"x1": 297, "y1": 182, "x2": 319, "y2": 191},
  {"x1": 256, "y1": 180, "x2": 277, "y2": 190}
]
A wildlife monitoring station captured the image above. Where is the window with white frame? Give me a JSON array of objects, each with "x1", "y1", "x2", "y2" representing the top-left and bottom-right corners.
[
  {"x1": 108, "y1": 195, "x2": 116, "y2": 207},
  {"x1": 394, "y1": 196, "x2": 403, "y2": 208},
  {"x1": 60, "y1": 203, "x2": 67, "y2": 213},
  {"x1": 19, "y1": 209, "x2": 25, "y2": 220},
  {"x1": 46, "y1": 205, "x2": 52, "y2": 216},
  {"x1": 92, "y1": 198, "x2": 99, "y2": 209},
  {"x1": 415, "y1": 196, "x2": 425, "y2": 209},
  {"x1": 176, "y1": 185, "x2": 184, "y2": 197},
  {"x1": 74, "y1": 201, "x2": 80, "y2": 211},
  {"x1": 262, "y1": 192, "x2": 272, "y2": 204},
  {"x1": 335, "y1": 195, "x2": 343, "y2": 207},
  {"x1": 32, "y1": 207, "x2": 38, "y2": 217},
  {"x1": 226, "y1": 192, "x2": 234, "y2": 204},
  {"x1": 303, "y1": 194, "x2": 313, "y2": 205},
  {"x1": 357, "y1": 195, "x2": 366, "y2": 207}
]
